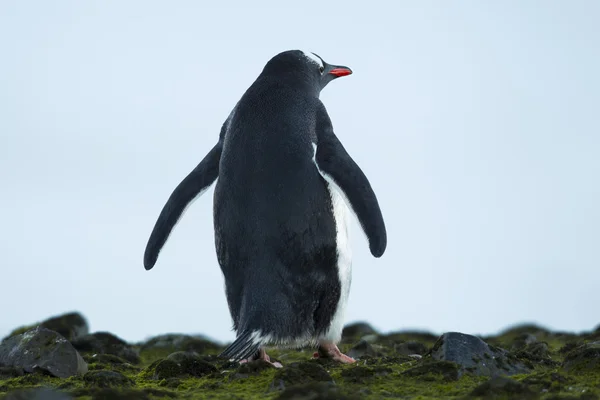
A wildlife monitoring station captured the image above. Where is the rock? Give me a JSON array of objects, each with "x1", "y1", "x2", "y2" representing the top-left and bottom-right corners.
[
  {"x1": 513, "y1": 341, "x2": 558, "y2": 366},
  {"x1": 380, "y1": 330, "x2": 439, "y2": 346},
  {"x1": 38, "y1": 312, "x2": 89, "y2": 342},
  {"x1": 469, "y1": 376, "x2": 536, "y2": 399},
  {"x1": 230, "y1": 359, "x2": 277, "y2": 380},
  {"x1": 0, "y1": 366, "x2": 25, "y2": 378},
  {"x1": 140, "y1": 334, "x2": 221, "y2": 355},
  {"x1": 346, "y1": 339, "x2": 382, "y2": 359},
  {"x1": 84, "y1": 370, "x2": 133, "y2": 388},
  {"x1": 562, "y1": 342, "x2": 600, "y2": 373},
  {"x1": 0, "y1": 327, "x2": 88, "y2": 378},
  {"x1": 341, "y1": 322, "x2": 378, "y2": 339},
  {"x1": 275, "y1": 382, "x2": 361, "y2": 400},
  {"x1": 3, "y1": 312, "x2": 89, "y2": 342},
  {"x1": 151, "y1": 352, "x2": 217, "y2": 379},
  {"x1": 431, "y1": 332, "x2": 531, "y2": 377},
  {"x1": 72, "y1": 332, "x2": 140, "y2": 364},
  {"x1": 402, "y1": 361, "x2": 460, "y2": 382},
  {"x1": 3, "y1": 388, "x2": 73, "y2": 400},
  {"x1": 395, "y1": 340, "x2": 428, "y2": 356},
  {"x1": 271, "y1": 361, "x2": 333, "y2": 391}
]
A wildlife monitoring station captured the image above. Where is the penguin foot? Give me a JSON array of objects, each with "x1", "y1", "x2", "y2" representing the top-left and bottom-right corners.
[
  {"x1": 240, "y1": 348, "x2": 283, "y2": 368},
  {"x1": 313, "y1": 342, "x2": 356, "y2": 364}
]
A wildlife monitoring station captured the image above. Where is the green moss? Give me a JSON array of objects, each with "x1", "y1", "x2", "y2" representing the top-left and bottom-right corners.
[{"x1": 2, "y1": 324, "x2": 600, "y2": 399}]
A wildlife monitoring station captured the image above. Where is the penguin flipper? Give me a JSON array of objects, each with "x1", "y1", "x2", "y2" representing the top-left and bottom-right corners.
[
  {"x1": 314, "y1": 105, "x2": 387, "y2": 258},
  {"x1": 143, "y1": 141, "x2": 222, "y2": 270}
]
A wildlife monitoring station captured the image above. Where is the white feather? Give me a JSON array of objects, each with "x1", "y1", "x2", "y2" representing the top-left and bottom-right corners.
[
  {"x1": 302, "y1": 50, "x2": 324, "y2": 69},
  {"x1": 311, "y1": 143, "x2": 353, "y2": 344}
]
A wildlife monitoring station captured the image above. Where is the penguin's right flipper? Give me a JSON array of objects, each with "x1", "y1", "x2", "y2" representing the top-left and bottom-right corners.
[
  {"x1": 143, "y1": 141, "x2": 222, "y2": 270},
  {"x1": 314, "y1": 104, "x2": 387, "y2": 258}
]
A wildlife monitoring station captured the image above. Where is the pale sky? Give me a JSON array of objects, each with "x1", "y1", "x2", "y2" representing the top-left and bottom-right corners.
[{"x1": 1, "y1": 1, "x2": 598, "y2": 344}]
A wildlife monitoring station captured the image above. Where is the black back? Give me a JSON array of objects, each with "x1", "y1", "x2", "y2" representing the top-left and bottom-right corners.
[{"x1": 213, "y1": 50, "x2": 340, "y2": 338}]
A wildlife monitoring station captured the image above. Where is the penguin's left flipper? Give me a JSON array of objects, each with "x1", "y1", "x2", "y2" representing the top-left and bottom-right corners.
[
  {"x1": 143, "y1": 141, "x2": 222, "y2": 270},
  {"x1": 314, "y1": 104, "x2": 387, "y2": 258}
]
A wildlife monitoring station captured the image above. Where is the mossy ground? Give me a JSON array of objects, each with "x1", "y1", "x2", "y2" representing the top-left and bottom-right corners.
[{"x1": 1, "y1": 324, "x2": 599, "y2": 399}]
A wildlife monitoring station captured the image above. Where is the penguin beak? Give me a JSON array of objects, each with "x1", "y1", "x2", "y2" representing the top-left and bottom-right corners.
[{"x1": 329, "y1": 66, "x2": 353, "y2": 77}]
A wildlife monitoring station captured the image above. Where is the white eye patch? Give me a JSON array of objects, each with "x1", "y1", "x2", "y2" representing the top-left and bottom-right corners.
[{"x1": 302, "y1": 50, "x2": 324, "y2": 69}]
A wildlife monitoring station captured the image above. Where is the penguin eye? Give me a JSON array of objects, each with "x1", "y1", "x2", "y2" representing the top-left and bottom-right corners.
[{"x1": 319, "y1": 66, "x2": 324, "y2": 74}]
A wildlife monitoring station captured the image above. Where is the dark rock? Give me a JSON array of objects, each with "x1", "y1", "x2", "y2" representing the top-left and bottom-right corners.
[
  {"x1": 470, "y1": 376, "x2": 536, "y2": 398},
  {"x1": 275, "y1": 382, "x2": 361, "y2": 400},
  {"x1": 0, "y1": 327, "x2": 87, "y2": 378},
  {"x1": 562, "y1": 342, "x2": 600, "y2": 373},
  {"x1": 381, "y1": 330, "x2": 439, "y2": 346},
  {"x1": 271, "y1": 361, "x2": 333, "y2": 391},
  {"x1": 402, "y1": 361, "x2": 460, "y2": 382},
  {"x1": 72, "y1": 332, "x2": 140, "y2": 364},
  {"x1": 346, "y1": 339, "x2": 382, "y2": 359},
  {"x1": 3, "y1": 312, "x2": 89, "y2": 342},
  {"x1": 395, "y1": 340, "x2": 428, "y2": 356},
  {"x1": 151, "y1": 352, "x2": 217, "y2": 380},
  {"x1": 83, "y1": 370, "x2": 133, "y2": 387},
  {"x1": 431, "y1": 332, "x2": 531, "y2": 377},
  {"x1": 496, "y1": 323, "x2": 551, "y2": 338},
  {"x1": 0, "y1": 366, "x2": 25, "y2": 378},
  {"x1": 38, "y1": 312, "x2": 89, "y2": 342},
  {"x1": 559, "y1": 341, "x2": 584, "y2": 355},
  {"x1": 140, "y1": 334, "x2": 221, "y2": 355},
  {"x1": 341, "y1": 322, "x2": 377, "y2": 339},
  {"x1": 230, "y1": 359, "x2": 277, "y2": 380},
  {"x1": 3, "y1": 388, "x2": 73, "y2": 400},
  {"x1": 513, "y1": 341, "x2": 558, "y2": 366}
]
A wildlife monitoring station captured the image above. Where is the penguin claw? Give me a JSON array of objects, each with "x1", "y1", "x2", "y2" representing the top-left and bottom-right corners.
[
  {"x1": 240, "y1": 348, "x2": 283, "y2": 368},
  {"x1": 314, "y1": 342, "x2": 356, "y2": 364}
]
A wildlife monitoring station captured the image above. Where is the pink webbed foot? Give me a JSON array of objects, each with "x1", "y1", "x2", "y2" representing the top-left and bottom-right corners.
[
  {"x1": 239, "y1": 348, "x2": 283, "y2": 368},
  {"x1": 312, "y1": 342, "x2": 356, "y2": 364}
]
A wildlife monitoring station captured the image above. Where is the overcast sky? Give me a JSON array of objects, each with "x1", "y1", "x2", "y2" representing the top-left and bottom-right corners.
[{"x1": 1, "y1": 1, "x2": 598, "y2": 344}]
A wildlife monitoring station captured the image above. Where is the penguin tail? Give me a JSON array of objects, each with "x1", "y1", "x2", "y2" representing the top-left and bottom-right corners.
[{"x1": 219, "y1": 331, "x2": 262, "y2": 361}]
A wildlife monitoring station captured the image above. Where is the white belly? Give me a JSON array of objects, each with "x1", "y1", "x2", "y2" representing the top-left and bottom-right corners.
[{"x1": 311, "y1": 143, "x2": 353, "y2": 344}]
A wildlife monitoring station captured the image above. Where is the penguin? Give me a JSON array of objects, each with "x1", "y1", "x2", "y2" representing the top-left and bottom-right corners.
[{"x1": 143, "y1": 50, "x2": 387, "y2": 366}]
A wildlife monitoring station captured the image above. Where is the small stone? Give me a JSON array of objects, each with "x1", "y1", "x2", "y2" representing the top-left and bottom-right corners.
[
  {"x1": 0, "y1": 326, "x2": 87, "y2": 378},
  {"x1": 431, "y1": 332, "x2": 531, "y2": 377},
  {"x1": 562, "y1": 341, "x2": 600, "y2": 373},
  {"x1": 470, "y1": 376, "x2": 536, "y2": 398},
  {"x1": 271, "y1": 361, "x2": 333, "y2": 391},
  {"x1": 72, "y1": 332, "x2": 140, "y2": 364}
]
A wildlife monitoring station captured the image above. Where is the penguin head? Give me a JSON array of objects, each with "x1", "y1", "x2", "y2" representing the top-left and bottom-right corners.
[{"x1": 260, "y1": 50, "x2": 353, "y2": 94}]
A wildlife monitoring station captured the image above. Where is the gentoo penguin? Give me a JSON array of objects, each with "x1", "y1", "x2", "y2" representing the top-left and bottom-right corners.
[{"x1": 144, "y1": 50, "x2": 387, "y2": 366}]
